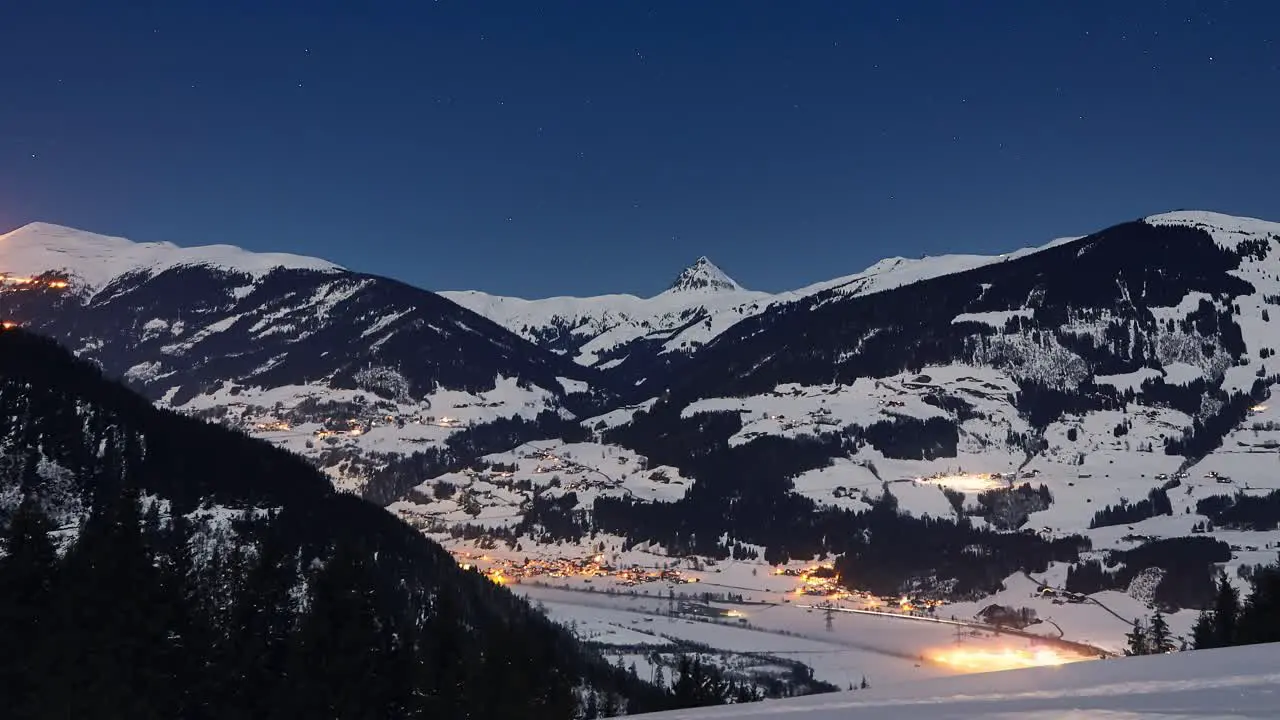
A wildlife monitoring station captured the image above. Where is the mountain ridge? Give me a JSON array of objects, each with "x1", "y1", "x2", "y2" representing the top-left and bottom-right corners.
[
  {"x1": 0, "y1": 222, "x2": 342, "y2": 294},
  {"x1": 0, "y1": 223, "x2": 606, "y2": 494}
]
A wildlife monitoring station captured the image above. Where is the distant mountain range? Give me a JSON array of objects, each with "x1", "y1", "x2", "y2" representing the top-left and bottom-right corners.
[
  {"x1": 442, "y1": 237, "x2": 1078, "y2": 388},
  {"x1": 5, "y1": 209, "x2": 1280, "y2": 625}
]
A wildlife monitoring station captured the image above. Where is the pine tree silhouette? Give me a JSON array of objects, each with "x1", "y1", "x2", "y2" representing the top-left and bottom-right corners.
[
  {"x1": 1124, "y1": 619, "x2": 1149, "y2": 656},
  {"x1": 0, "y1": 496, "x2": 58, "y2": 716},
  {"x1": 1148, "y1": 611, "x2": 1174, "y2": 654}
]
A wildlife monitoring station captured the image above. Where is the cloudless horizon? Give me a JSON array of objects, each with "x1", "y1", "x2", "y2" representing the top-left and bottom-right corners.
[{"x1": 1, "y1": 1, "x2": 1278, "y2": 298}]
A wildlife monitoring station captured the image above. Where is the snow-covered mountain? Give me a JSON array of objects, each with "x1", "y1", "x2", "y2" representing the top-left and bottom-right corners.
[
  {"x1": 441, "y1": 257, "x2": 772, "y2": 381},
  {"x1": 0, "y1": 222, "x2": 600, "y2": 496},
  {"x1": 570, "y1": 211, "x2": 1280, "y2": 606},
  {"x1": 388, "y1": 211, "x2": 1280, "y2": 667},
  {"x1": 0, "y1": 221, "x2": 342, "y2": 293},
  {"x1": 442, "y1": 237, "x2": 1079, "y2": 388}
]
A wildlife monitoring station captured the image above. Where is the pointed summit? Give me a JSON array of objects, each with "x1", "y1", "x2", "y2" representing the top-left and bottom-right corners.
[{"x1": 667, "y1": 256, "x2": 744, "y2": 293}]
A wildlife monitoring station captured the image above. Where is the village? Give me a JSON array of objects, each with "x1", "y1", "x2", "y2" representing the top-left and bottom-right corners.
[
  {"x1": 451, "y1": 550, "x2": 704, "y2": 589},
  {"x1": 231, "y1": 399, "x2": 469, "y2": 445},
  {"x1": 453, "y1": 546, "x2": 957, "y2": 623}
]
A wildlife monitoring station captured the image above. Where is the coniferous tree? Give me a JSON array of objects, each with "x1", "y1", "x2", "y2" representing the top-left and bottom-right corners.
[
  {"x1": 1236, "y1": 563, "x2": 1280, "y2": 644},
  {"x1": 46, "y1": 481, "x2": 177, "y2": 720},
  {"x1": 1210, "y1": 575, "x2": 1240, "y2": 647},
  {"x1": 1191, "y1": 610, "x2": 1216, "y2": 649},
  {"x1": 0, "y1": 496, "x2": 58, "y2": 716},
  {"x1": 218, "y1": 519, "x2": 301, "y2": 718},
  {"x1": 1124, "y1": 619, "x2": 1149, "y2": 656},
  {"x1": 1193, "y1": 574, "x2": 1241, "y2": 649},
  {"x1": 152, "y1": 511, "x2": 211, "y2": 716},
  {"x1": 1148, "y1": 611, "x2": 1174, "y2": 654},
  {"x1": 285, "y1": 540, "x2": 403, "y2": 720}
]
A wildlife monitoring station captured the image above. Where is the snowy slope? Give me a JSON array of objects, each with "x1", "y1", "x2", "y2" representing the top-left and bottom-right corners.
[
  {"x1": 788, "y1": 234, "x2": 1080, "y2": 301},
  {"x1": 0, "y1": 222, "x2": 340, "y2": 294},
  {"x1": 632, "y1": 642, "x2": 1280, "y2": 719},
  {"x1": 442, "y1": 237, "x2": 1080, "y2": 382},
  {"x1": 442, "y1": 257, "x2": 773, "y2": 368},
  {"x1": 0, "y1": 221, "x2": 596, "y2": 497}
]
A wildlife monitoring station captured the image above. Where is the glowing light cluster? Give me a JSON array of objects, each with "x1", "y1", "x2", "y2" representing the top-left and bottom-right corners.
[
  {"x1": 0, "y1": 275, "x2": 69, "y2": 290},
  {"x1": 923, "y1": 473, "x2": 1007, "y2": 492},
  {"x1": 453, "y1": 550, "x2": 701, "y2": 587},
  {"x1": 777, "y1": 563, "x2": 855, "y2": 600},
  {"x1": 926, "y1": 646, "x2": 1091, "y2": 672}
]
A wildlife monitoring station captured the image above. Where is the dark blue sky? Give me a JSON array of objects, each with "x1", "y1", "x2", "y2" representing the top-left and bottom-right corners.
[{"x1": 1, "y1": 1, "x2": 1277, "y2": 297}]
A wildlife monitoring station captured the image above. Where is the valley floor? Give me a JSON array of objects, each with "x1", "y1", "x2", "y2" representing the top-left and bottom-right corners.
[{"x1": 441, "y1": 541, "x2": 1135, "y2": 689}]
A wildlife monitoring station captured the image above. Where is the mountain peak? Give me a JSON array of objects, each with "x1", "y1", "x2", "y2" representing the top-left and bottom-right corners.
[
  {"x1": 0, "y1": 221, "x2": 341, "y2": 292},
  {"x1": 667, "y1": 256, "x2": 743, "y2": 293}
]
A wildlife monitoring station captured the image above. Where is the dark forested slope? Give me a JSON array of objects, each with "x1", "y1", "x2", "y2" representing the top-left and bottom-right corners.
[{"x1": 0, "y1": 328, "x2": 668, "y2": 719}]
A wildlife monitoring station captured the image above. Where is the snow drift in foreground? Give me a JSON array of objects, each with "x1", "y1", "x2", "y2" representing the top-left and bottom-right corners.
[{"x1": 633, "y1": 643, "x2": 1280, "y2": 719}]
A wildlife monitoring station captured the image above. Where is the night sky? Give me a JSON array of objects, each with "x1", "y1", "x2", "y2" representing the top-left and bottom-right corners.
[{"x1": 1, "y1": 1, "x2": 1277, "y2": 297}]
